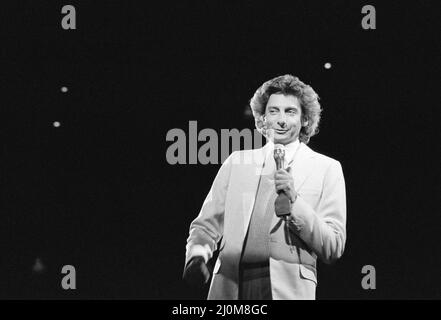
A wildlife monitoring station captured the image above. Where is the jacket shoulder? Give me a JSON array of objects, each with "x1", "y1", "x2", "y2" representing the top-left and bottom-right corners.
[{"x1": 308, "y1": 146, "x2": 342, "y2": 168}]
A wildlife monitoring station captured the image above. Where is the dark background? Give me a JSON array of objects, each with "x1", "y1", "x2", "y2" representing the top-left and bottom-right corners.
[{"x1": 1, "y1": 1, "x2": 440, "y2": 299}]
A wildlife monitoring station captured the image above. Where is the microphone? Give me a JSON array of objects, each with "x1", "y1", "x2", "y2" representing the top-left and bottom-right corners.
[
  {"x1": 273, "y1": 144, "x2": 285, "y2": 171},
  {"x1": 273, "y1": 145, "x2": 292, "y2": 221}
]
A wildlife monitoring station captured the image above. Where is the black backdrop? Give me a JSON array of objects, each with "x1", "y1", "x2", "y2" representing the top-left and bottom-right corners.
[{"x1": 1, "y1": 1, "x2": 440, "y2": 299}]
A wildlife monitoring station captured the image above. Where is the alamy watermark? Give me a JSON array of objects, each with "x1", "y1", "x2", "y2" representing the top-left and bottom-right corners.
[
  {"x1": 166, "y1": 121, "x2": 266, "y2": 165},
  {"x1": 61, "y1": 265, "x2": 76, "y2": 290},
  {"x1": 61, "y1": 5, "x2": 76, "y2": 30},
  {"x1": 361, "y1": 265, "x2": 376, "y2": 290},
  {"x1": 361, "y1": 5, "x2": 376, "y2": 30}
]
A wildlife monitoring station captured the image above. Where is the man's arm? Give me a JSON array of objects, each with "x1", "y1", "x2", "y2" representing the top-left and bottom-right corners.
[
  {"x1": 185, "y1": 152, "x2": 234, "y2": 267},
  {"x1": 289, "y1": 160, "x2": 347, "y2": 264}
]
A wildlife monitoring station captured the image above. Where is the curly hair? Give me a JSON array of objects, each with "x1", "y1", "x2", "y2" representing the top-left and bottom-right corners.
[{"x1": 249, "y1": 74, "x2": 322, "y2": 144}]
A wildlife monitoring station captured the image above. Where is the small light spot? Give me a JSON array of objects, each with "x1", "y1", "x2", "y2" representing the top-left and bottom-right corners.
[
  {"x1": 244, "y1": 107, "x2": 253, "y2": 118},
  {"x1": 32, "y1": 258, "x2": 46, "y2": 274},
  {"x1": 53, "y1": 121, "x2": 61, "y2": 127},
  {"x1": 324, "y1": 62, "x2": 332, "y2": 69},
  {"x1": 61, "y1": 86, "x2": 68, "y2": 93}
]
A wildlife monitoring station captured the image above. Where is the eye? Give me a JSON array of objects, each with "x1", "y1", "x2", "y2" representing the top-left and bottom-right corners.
[
  {"x1": 287, "y1": 109, "x2": 297, "y2": 115},
  {"x1": 269, "y1": 109, "x2": 278, "y2": 115}
]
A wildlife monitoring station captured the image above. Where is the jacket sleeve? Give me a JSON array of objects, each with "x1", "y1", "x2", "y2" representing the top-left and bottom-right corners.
[
  {"x1": 185, "y1": 152, "x2": 234, "y2": 265},
  {"x1": 288, "y1": 160, "x2": 347, "y2": 264}
]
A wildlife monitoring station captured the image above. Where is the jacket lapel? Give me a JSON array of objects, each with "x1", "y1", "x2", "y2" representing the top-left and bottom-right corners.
[
  {"x1": 291, "y1": 142, "x2": 316, "y2": 191},
  {"x1": 241, "y1": 143, "x2": 271, "y2": 235}
]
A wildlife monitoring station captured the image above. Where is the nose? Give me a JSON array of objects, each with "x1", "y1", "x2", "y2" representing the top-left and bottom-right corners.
[{"x1": 277, "y1": 115, "x2": 287, "y2": 128}]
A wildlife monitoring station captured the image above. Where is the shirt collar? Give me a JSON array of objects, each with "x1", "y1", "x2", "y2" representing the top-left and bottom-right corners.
[
  {"x1": 284, "y1": 139, "x2": 300, "y2": 164},
  {"x1": 265, "y1": 138, "x2": 300, "y2": 165}
]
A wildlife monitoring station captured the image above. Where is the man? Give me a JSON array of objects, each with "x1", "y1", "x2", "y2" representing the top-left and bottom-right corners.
[{"x1": 183, "y1": 74, "x2": 347, "y2": 300}]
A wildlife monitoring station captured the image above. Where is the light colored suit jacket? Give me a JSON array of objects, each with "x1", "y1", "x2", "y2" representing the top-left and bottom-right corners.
[{"x1": 185, "y1": 142, "x2": 346, "y2": 300}]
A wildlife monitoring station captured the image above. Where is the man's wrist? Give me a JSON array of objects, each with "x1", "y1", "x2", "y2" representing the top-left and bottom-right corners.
[{"x1": 188, "y1": 244, "x2": 211, "y2": 264}]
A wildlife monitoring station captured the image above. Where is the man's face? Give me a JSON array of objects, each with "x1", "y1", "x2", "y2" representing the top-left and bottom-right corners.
[{"x1": 264, "y1": 94, "x2": 303, "y2": 145}]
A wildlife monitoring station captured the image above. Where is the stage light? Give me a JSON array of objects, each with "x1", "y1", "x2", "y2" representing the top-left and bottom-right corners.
[
  {"x1": 324, "y1": 62, "x2": 332, "y2": 69},
  {"x1": 32, "y1": 257, "x2": 46, "y2": 274},
  {"x1": 61, "y1": 86, "x2": 68, "y2": 93},
  {"x1": 53, "y1": 121, "x2": 61, "y2": 127},
  {"x1": 243, "y1": 107, "x2": 252, "y2": 118}
]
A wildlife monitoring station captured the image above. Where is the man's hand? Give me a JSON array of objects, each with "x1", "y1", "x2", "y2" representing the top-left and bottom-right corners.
[
  {"x1": 274, "y1": 167, "x2": 297, "y2": 203},
  {"x1": 182, "y1": 256, "x2": 211, "y2": 288}
]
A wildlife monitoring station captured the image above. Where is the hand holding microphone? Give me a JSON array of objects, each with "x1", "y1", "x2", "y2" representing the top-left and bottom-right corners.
[
  {"x1": 273, "y1": 145, "x2": 298, "y2": 251},
  {"x1": 274, "y1": 168, "x2": 297, "y2": 203},
  {"x1": 273, "y1": 145, "x2": 297, "y2": 219}
]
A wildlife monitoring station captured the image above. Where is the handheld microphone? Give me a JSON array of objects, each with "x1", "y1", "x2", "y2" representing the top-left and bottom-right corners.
[
  {"x1": 273, "y1": 144, "x2": 285, "y2": 171},
  {"x1": 273, "y1": 145, "x2": 291, "y2": 221}
]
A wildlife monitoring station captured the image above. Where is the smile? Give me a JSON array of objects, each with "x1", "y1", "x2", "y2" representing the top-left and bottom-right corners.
[{"x1": 275, "y1": 129, "x2": 288, "y2": 134}]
